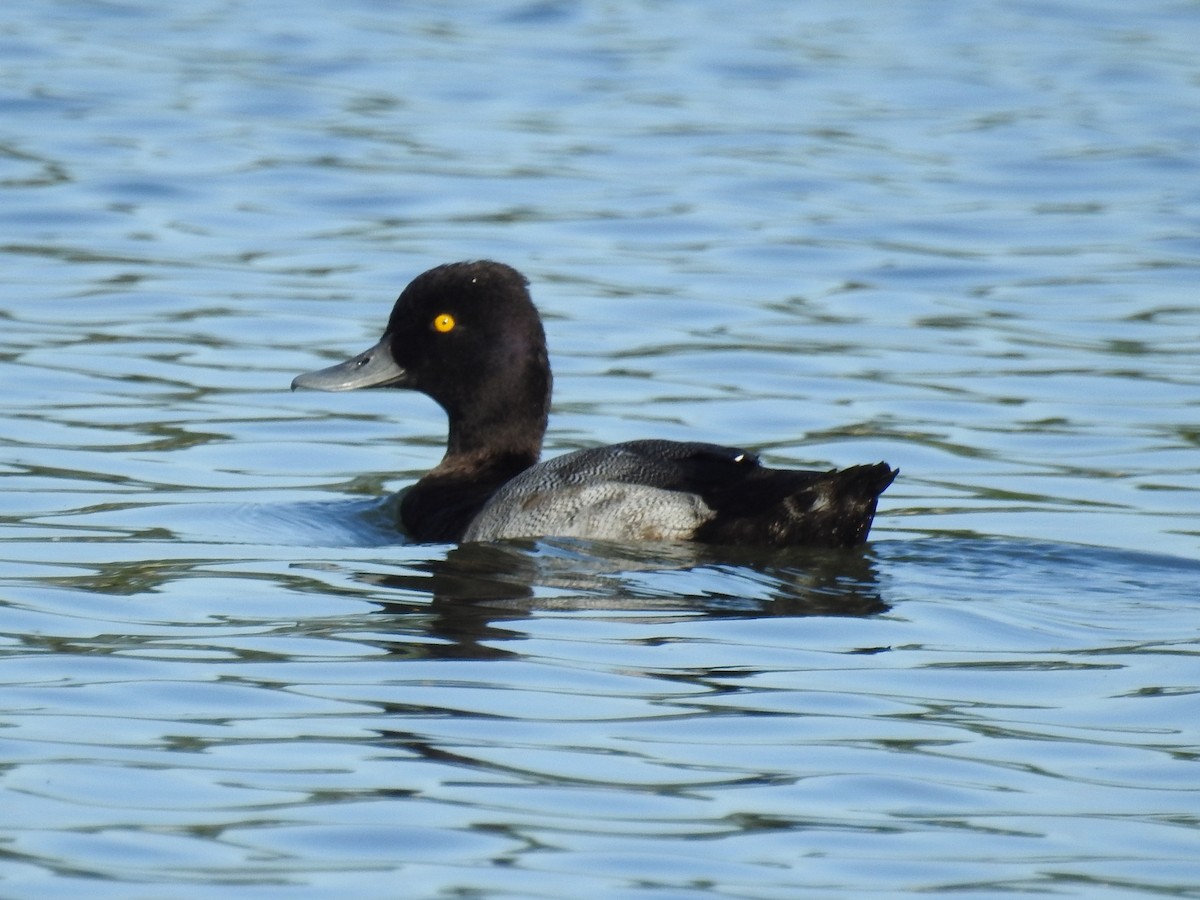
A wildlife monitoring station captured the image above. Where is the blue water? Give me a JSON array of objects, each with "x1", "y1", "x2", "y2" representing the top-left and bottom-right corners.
[{"x1": 2, "y1": 1, "x2": 1199, "y2": 896}]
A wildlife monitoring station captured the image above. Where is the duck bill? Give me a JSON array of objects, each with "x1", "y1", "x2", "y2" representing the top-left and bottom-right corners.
[{"x1": 291, "y1": 338, "x2": 408, "y2": 391}]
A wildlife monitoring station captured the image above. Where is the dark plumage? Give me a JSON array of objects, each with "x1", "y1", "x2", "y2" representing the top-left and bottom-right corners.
[{"x1": 293, "y1": 261, "x2": 896, "y2": 548}]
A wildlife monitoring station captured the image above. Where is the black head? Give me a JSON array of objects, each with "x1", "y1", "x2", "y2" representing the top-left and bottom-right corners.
[{"x1": 293, "y1": 260, "x2": 552, "y2": 458}]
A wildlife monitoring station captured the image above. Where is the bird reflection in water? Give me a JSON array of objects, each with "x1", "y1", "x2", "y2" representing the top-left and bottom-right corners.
[{"x1": 351, "y1": 540, "x2": 890, "y2": 660}]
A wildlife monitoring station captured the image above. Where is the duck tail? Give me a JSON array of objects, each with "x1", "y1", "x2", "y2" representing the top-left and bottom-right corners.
[
  {"x1": 799, "y1": 462, "x2": 897, "y2": 548},
  {"x1": 697, "y1": 462, "x2": 897, "y2": 549}
]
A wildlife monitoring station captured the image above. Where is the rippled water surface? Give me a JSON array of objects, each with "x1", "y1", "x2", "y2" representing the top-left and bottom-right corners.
[{"x1": 2, "y1": 1, "x2": 1199, "y2": 896}]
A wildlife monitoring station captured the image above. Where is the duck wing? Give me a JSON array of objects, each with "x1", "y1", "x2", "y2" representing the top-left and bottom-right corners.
[{"x1": 464, "y1": 440, "x2": 895, "y2": 548}]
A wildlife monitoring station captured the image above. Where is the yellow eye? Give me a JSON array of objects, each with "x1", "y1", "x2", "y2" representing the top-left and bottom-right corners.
[{"x1": 433, "y1": 313, "x2": 456, "y2": 333}]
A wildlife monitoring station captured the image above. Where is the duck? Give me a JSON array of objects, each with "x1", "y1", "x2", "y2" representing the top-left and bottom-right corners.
[{"x1": 292, "y1": 260, "x2": 896, "y2": 547}]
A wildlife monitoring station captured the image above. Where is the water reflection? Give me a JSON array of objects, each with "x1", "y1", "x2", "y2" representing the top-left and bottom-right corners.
[{"x1": 356, "y1": 539, "x2": 889, "y2": 659}]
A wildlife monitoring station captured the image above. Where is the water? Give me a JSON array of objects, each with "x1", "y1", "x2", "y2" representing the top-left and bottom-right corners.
[{"x1": 2, "y1": 0, "x2": 1199, "y2": 896}]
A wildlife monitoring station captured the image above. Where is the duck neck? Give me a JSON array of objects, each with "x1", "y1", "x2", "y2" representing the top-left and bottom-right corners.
[
  {"x1": 423, "y1": 332, "x2": 552, "y2": 478},
  {"x1": 403, "y1": 400, "x2": 543, "y2": 543},
  {"x1": 443, "y1": 405, "x2": 544, "y2": 470},
  {"x1": 440, "y1": 364, "x2": 549, "y2": 472}
]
